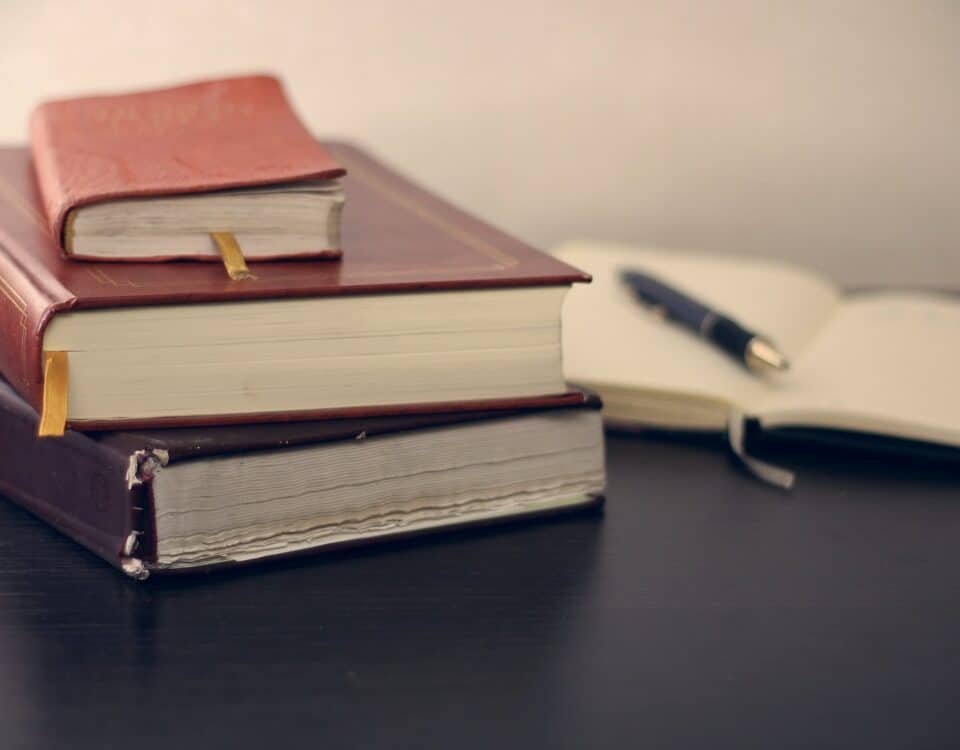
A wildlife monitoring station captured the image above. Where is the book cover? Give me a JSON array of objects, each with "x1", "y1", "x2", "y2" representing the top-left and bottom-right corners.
[
  {"x1": 30, "y1": 75, "x2": 345, "y2": 249},
  {"x1": 0, "y1": 142, "x2": 589, "y2": 424},
  {"x1": 0, "y1": 378, "x2": 602, "y2": 579}
]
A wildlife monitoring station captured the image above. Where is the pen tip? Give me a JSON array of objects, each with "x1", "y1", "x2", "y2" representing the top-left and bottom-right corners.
[{"x1": 746, "y1": 338, "x2": 790, "y2": 373}]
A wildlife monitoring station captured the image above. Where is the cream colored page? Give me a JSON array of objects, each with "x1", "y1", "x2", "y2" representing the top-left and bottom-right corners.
[
  {"x1": 555, "y1": 242, "x2": 841, "y2": 410},
  {"x1": 754, "y1": 293, "x2": 960, "y2": 445}
]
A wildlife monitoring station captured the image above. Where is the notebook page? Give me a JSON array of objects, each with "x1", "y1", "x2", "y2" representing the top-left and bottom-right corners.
[
  {"x1": 556, "y1": 243, "x2": 841, "y2": 419},
  {"x1": 755, "y1": 292, "x2": 960, "y2": 446}
]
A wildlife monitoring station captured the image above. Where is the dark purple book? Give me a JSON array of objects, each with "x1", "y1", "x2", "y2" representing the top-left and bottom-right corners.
[{"x1": 0, "y1": 381, "x2": 604, "y2": 579}]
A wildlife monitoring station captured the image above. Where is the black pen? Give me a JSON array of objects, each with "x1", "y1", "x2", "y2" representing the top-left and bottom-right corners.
[{"x1": 620, "y1": 269, "x2": 790, "y2": 374}]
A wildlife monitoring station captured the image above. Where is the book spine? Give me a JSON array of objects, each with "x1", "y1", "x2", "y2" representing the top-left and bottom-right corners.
[
  {"x1": 0, "y1": 385, "x2": 150, "y2": 577},
  {"x1": 0, "y1": 233, "x2": 47, "y2": 411},
  {"x1": 0, "y1": 156, "x2": 75, "y2": 411}
]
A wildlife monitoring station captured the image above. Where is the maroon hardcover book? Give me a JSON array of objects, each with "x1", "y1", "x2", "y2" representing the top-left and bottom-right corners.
[
  {"x1": 0, "y1": 141, "x2": 590, "y2": 429},
  {"x1": 30, "y1": 75, "x2": 346, "y2": 255},
  {"x1": 0, "y1": 378, "x2": 604, "y2": 579}
]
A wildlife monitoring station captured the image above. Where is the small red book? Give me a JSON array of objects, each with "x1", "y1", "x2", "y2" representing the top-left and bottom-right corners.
[
  {"x1": 0, "y1": 141, "x2": 590, "y2": 431},
  {"x1": 30, "y1": 75, "x2": 346, "y2": 261}
]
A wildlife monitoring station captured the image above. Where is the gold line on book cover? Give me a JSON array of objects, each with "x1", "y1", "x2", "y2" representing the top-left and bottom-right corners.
[
  {"x1": 0, "y1": 257, "x2": 27, "y2": 312},
  {"x1": 345, "y1": 159, "x2": 520, "y2": 270},
  {"x1": 84, "y1": 266, "x2": 141, "y2": 288}
]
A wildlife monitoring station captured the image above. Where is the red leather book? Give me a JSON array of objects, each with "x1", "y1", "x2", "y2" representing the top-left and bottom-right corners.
[
  {"x1": 30, "y1": 75, "x2": 346, "y2": 260},
  {"x1": 0, "y1": 377, "x2": 604, "y2": 578},
  {"x1": 0, "y1": 141, "x2": 589, "y2": 430}
]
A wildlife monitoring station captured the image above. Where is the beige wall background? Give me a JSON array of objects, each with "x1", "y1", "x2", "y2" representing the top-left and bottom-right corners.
[{"x1": 2, "y1": 1, "x2": 957, "y2": 286}]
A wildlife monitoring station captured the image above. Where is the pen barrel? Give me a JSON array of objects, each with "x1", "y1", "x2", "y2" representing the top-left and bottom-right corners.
[
  {"x1": 702, "y1": 315, "x2": 754, "y2": 360},
  {"x1": 621, "y1": 272, "x2": 712, "y2": 328}
]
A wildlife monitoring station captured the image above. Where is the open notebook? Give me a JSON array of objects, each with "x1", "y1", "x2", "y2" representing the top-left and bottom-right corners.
[{"x1": 555, "y1": 242, "x2": 960, "y2": 480}]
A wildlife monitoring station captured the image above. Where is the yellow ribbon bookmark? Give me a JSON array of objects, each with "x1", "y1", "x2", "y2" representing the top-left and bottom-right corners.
[
  {"x1": 211, "y1": 232, "x2": 255, "y2": 280},
  {"x1": 38, "y1": 351, "x2": 68, "y2": 438}
]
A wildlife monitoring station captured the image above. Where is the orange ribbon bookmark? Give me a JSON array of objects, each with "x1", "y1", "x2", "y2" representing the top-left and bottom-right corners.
[
  {"x1": 38, "y1": 351, "x2": 68, "y2": 437},
  {"x1": 211, "y1": 232, "x2": 255, "y2": 281}
]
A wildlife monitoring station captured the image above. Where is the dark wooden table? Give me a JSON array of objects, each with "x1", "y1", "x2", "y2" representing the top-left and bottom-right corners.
[{"x1": 1, "y1": 431, "x2": 959, "y2": 749}]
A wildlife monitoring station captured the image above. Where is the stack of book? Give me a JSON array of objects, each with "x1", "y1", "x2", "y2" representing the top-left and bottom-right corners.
[{"x1": 0, "y1": 76, "x2": 605, "y2": 578}]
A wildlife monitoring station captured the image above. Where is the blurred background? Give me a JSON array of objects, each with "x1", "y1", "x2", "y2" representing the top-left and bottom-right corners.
[{"x1": 2, "y1": 0, "x2": 957, "y2": 286}]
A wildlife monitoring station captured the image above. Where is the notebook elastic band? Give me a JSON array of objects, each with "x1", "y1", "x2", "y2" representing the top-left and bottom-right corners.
[
  {"x1": 211, "y1": 232, "x2": 255, "y2": 280},
  {"x1": 38, "y1": 351, "x2": 68, "y2": 438}
]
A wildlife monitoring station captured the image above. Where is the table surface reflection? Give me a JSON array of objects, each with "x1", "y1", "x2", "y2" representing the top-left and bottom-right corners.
[{"x1": 1, "y1": 431, "x2": 959, "y2": 750}]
